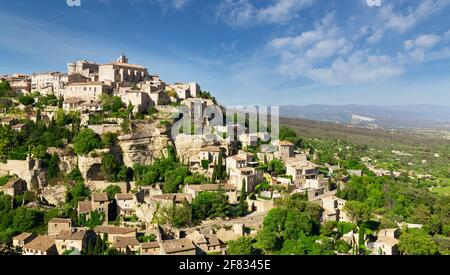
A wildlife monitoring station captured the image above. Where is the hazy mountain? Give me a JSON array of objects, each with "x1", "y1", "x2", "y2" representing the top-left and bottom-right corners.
[{"x1": 280, "y1": 105, "x2": 450, "y2": 129}]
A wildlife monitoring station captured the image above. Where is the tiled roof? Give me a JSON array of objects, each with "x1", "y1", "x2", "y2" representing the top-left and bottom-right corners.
[
  {"x1": 113, "y1": 236, "x2": 140, "y2": 249},
  {"x1": 48, "y1": 218, "x2": 72, "y2": 224},
  {"x1": 55, "y1": 230, "x2": 86, "y2": 241},
  {"x1": 24, "y1": 236, "x2": 55, "y2": 252},
  {"x1": 77, "y1": 201, "x2": 92, "y2": 213},
  {"x1": 162, "y1": 238, "x2": 196, "y2": 254},
  {"x1": 92, "y1": 193, "x2": 109, "y2": 202},
  {"x1": 115, "y1": 193, "x2": 134, "y2": 200},
  {"x1": 13, "y1": 232, "x2": 34, "y2": 241},
  {"x1": 141, "y1": 241, "x2": 160, "y2": 249},
  {"x1": 94, "y1": 226, "x2": 136, "y2": 235}
]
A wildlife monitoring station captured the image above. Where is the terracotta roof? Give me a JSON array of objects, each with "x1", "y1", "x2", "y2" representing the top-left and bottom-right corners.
[
  {"x1": 24, "y1": 236, "x2": 55, "y2": 252},
  {"x1": 48, "y1": 218, "x2": 72, "y2": 224},
  {"x1": 55, "y1": 230, "x2": 86, "y2": 241},
  {"x1": 13, "y1": 232, "x2": 34, "y2": 241},
  {"x1": 162, "y1": 238, "x2": 196, "y2": 254},
  {"x1": 92, "y1": 193, "x2": 109, "y2": 202},
  {"x1": 115, "y1": 193, "x2": 134, "y2": 200},
  {"x1": 94, "y1": 226, "x2": 136, "y2": 235},
  {"x1": 141, "y1": 241, "x2": 160, "y2": 249},
  {"x1": 114, "y1": 236, "x2": 140, "y2": 249},
  {"x1": 77, "y1": 201, "x2": 92, "y2": 214}
]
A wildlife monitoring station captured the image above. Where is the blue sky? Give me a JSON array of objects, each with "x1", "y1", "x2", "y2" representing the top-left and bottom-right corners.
[{"x1": 1, "y1": 0, "x2": 450, "y2": 106}]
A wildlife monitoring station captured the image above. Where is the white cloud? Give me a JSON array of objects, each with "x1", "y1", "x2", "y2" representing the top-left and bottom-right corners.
[
  {"x1": 216, "y1": 0, "x2": 315, "y2": 27},
  {"x1": 404, "y1": 34, "x2": 442, "y2": 50},
  {"x1": 267, "y1": 14, "x2": 396, "y2": 85},
  {"x1": 382, "y1": 0, "x2": 450, "y2": 33},
  {"x1": 364, "y1": 0, "x2": 450, "y2": 45},
  {"x1": 304, "y1": 52, "x2": 404, "y2": 85}
]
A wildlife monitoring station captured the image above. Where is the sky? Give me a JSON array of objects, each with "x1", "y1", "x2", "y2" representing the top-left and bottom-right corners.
[{"x1": 0, "y1": 0, "x2": 450, "y2": 106}]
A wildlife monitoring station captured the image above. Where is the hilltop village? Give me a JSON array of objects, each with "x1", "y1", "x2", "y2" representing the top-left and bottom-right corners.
[{"x1": 0, "y1": 54, "x2": 446, "y2": 256}]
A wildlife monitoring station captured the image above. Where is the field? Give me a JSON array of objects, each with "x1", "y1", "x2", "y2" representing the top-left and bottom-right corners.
[{"x1": 280, "y1": 117, "x2": 450, "y2": 183}]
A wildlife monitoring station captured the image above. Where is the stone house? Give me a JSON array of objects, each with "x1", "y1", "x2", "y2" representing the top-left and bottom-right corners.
[
  {"x1": 186, "y1": 230, "x2": 225, "y2": 255},
  {"x1": 115, "y1": 193, "x2": 137, "y2": 217},
  {"x1": 64, "y1": 82, "x2": 111, "y2": 102},
  {"x1": 140, "y1": 241, "x2": 161, "y2": 255},
  {"x1": 22, "y1": 235, "x2": 57, "y2": 255},
  {"x1": 226, "y1": 153, "x2": 263, "y2": 193},
  {"x1": 160, "y1": 238, "x2": 197, "y2": 255},
  {"x1": 274, "y1": 140, "x2": 295, "y2": 160},
  {"x1": 54, "y1": 229, "x2": 87, "y2": 255},
  {"x1": 373, "y1": 229, "x2": 400, "y2": 255},
  {"x1": 183, "y1": 184, "x2": 238, "y2": 204},
  {"x1": 48, "y1": 218, "x2": 73, "y2": 236},
  {"x1": 113, "y1": 236, "x2": 140, "y2": 255},
  {"x1": 12, "y1": 233, "x2": 35, "y2": 248},
  {"x1": 319, "y1": 195, "x2": 350, "y2": 223},
  {"x1": 94, "y1": 226, "x2": 136, "y2": 244},
  {"x1": 77, "y1": 193, "x2": 110, "y2": 224},
  {"x1": 285, "y1": 158, "x2": 319, "y2": 185}
]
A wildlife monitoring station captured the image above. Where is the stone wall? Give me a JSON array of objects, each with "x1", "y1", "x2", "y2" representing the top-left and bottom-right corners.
[{"x1": 88, "y1": 124, "x2": 122, "y2": 136}]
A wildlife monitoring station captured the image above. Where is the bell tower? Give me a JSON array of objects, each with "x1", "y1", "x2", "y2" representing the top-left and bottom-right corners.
[{"x1": 117, "y1": 52, "x2": 128, "y2": 64}]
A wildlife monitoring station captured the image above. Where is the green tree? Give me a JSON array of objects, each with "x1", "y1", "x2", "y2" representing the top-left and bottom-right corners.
[
  {"x1": 192, "y1": 191, "x2": 230, "y2": 220},
  {"x1": 18, "y1": 95, "x2": 35, "y2": 106},
  {"x1": 104, "y1": 185, "x2": 122, "y2": 200},
  {"x1": 73, "y1": 128, "x2": 101, "y2": 156},
  {"x1": 343, "y1": 201, "x2": 371, "y2": 225},
  {"x1": 101, "y1": 132, "x2": 118, "y2": 148},
  {"x1": 228, "y1": 237, "x2": 256, "y2": 255},
  {"x1": 47, "y1": 153, "x2": 60, "y2": 180},
  {"x1": 238, "y1": 179, "x2": 248, "y2": 216},
  {"x1": 0, "y1": 80, "x2": 12, "y2": 97},
  {"x1": 398, "y1": 230, "x2": 439, "y2": 255},
  {"x1": 101, "y1": 153, "x2": 119, "y2": 182}
]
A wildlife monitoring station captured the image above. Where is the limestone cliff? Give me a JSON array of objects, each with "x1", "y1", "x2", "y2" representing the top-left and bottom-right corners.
[{"x1": 118, "y1": 122, "x2": 171, "y2": 167}]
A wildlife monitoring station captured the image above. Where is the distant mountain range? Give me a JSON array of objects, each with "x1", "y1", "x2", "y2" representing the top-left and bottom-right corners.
[{"x1": 279, "y1": 105, "x2": 450, "y2": 129}]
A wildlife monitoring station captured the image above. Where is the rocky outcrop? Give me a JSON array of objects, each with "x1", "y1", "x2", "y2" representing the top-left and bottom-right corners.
[
  {"x1": 41, "y1": 185, "x2": 68, "y2": 206},
  {"x1": 78, "y1": 149, "x2": 109, "y2": 181},
  {"x1": 174, "y1": 134, "x2": 218, "y2": 164},
  {"x1": 118, "y1": 122, "x2": 171, "y2": 167},
  {"x1": 47, "y1": 147, "x2": 77, "y2": 175}
]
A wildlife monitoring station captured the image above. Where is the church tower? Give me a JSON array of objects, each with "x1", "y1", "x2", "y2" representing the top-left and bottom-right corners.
[{"x1": 117, "y1": 52, "x2": 128, "y2": 64}]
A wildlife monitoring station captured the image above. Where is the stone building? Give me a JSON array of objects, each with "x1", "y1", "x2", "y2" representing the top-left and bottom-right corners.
[
  {"x1": 12, "y1": 233, "x2": 35, "y2": 248},
  {"x1": 98, "y1": 54, "x2": 149, "y2": 86},
  {"x1": 31, "y1": 72, "x2": 65, "y2": 95},
  {"x1": 77, "y1": 193, "x2": 110, "y2": 224},
  {"x1": 54, "y1": 229, "x2": 88, "y2": 255},
  {"x1": 48, "y1": 218, "x2": 72, "y2": 236},
  {"x1": 22, "y1": 235, "x2": 57, "y2": 255},
  {"x1": 64, "y1": 82, "x2": 112, "y2": 101}
]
